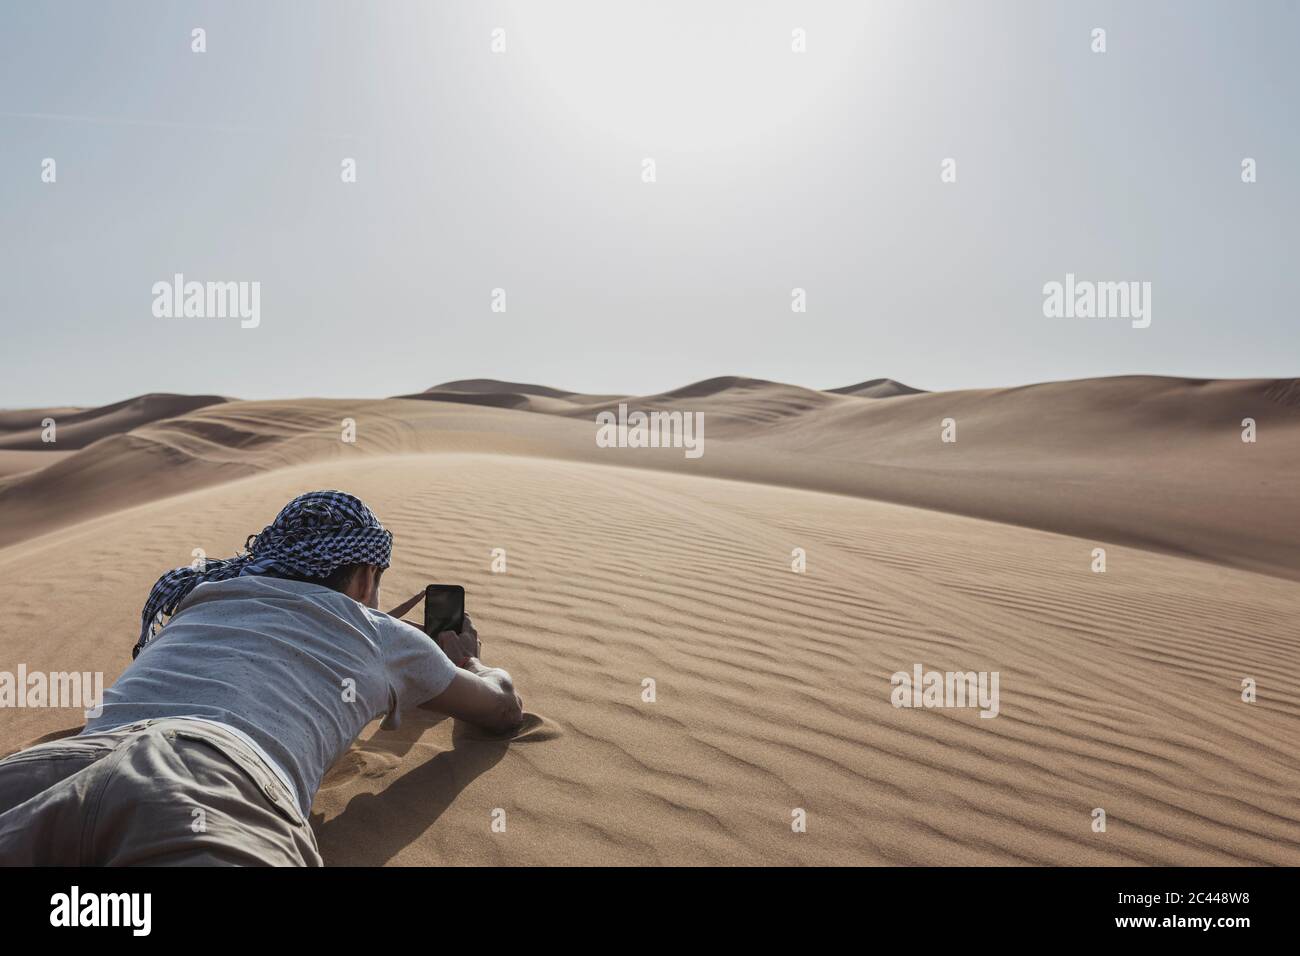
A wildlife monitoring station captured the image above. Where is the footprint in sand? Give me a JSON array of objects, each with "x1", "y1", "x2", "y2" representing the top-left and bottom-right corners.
[{"x1": 454, "y1": 712, "x2": 561, "y2": 744}]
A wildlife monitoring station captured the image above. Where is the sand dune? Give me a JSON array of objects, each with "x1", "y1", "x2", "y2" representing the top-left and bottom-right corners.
[
  {"x1": 0, "y1": 398, "x2": 596, "y2": 547},
  {"x1": 827, "y1": 377, "x2": 926, "y2": 398},
  {"x1": 1, "y1": 375, "x2": 1297, "y2": 865},
  {"x1": 5, "y1": 376, "x2": 1297, "y2": 579},
  {"x1": 0, "y1": 393, "x2": 228, "y2": 451},
  {"x1": 0, "y1": 450, "x2": 74, "y2": 480},
  {"x1": 428, "y1": 378, "x2": 610, "y2": 401}
]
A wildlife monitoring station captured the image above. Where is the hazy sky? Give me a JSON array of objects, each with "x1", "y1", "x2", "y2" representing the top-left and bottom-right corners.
[{"x1": 1, "y1": 0, "x2": 1296, "y2": 407}]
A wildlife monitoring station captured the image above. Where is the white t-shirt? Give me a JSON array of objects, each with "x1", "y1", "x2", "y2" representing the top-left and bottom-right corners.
[{"x1": 84, "y1": 576, "x2": 459, "y2": 816}]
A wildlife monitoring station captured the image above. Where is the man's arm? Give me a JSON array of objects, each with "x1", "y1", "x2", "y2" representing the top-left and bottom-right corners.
[
  {"x1": 423, "y1": 660, "x2": 524, "y2": 733},
  {"x1": 376, "y1": 596, "x2": 524, "y2": 733},
  {"x1": 386, "y1": 590, "x2": 426, "y2": 619},
  {"x1": 419, "y1": 612, "x2": 523, "y2": 733}
]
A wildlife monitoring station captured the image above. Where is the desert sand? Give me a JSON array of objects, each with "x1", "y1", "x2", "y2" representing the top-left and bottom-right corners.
[{"x1": 1, "y1": 375, "x2": 1298, "y2": 865}]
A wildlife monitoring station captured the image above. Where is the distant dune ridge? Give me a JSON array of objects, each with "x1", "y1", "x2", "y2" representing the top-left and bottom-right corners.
[
  {"x1": 0, "y1": 393, "x2": 229, "y2": 451},
  {"x1": 826, "y1": 378, "x2": 926, "y2": 398},
  {"x1": 1, "y1": 374, "x2": 1298, "y2": 865},
  {"x1": 4, "y1": 375, "x2": 1296, "y2": 579}
]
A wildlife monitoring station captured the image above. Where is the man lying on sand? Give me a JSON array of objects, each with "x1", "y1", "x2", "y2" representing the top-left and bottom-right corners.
[{"x1": 0, "y1": 490, "x2": 523, "y2": 866}]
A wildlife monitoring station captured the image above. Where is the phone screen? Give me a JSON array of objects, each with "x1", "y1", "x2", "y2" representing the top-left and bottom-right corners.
[{"x1": 424, "y1": 585, "x2": 465, "y2": 637}]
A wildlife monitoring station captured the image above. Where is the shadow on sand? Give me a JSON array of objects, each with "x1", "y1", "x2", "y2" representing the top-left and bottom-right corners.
[{"x1": 311, "y1": 713, "x2": 555, "y2": 865}]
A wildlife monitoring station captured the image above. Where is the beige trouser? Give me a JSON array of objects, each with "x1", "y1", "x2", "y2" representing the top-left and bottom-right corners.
[{"x1": 0, "y1": 718, "x2": 322, "y2": 866}]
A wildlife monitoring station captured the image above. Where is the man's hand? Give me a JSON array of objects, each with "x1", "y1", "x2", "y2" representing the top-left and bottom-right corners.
[
  {"x1": 398, "y1": 606, "x2": 522, "y2": 733},
  {"x1": 436, "y1": 613, "x2": 482, "y2": 669},
  {"x1": 385, "y1": 591, "x2": 482, "y2": 668}
]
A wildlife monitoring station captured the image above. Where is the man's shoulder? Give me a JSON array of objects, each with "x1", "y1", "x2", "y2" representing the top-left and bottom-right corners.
[
  {"x1": 181, "y1": 574, "x2": 358, "y2": 621},
  {"x1": 193, "y1": 574, "x2": 334, "y2": 599},
  {"x1": 363, "y1": 606, "x2": 424, "y2": 639}
]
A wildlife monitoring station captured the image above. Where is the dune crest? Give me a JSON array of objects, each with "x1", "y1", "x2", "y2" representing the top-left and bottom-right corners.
[
  {"x1": 0, "y1": 393, "x2": 228, "y2": 451},
  {"x1": 827, "y1": 378, "x2": 925, "y2": 398},
  {"x1": 2, "y1": 376, "x2": 1298, "y2": 582}
]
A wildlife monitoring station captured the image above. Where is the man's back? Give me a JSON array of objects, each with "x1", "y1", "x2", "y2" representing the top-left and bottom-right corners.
[{"x1": 83, "y1": 575, "x2": 457, "y2": 816}]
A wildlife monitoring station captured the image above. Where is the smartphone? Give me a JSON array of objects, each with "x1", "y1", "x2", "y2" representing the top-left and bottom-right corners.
[{"x1": 424, "y1": 584, "x2": 465, "y2": 637}]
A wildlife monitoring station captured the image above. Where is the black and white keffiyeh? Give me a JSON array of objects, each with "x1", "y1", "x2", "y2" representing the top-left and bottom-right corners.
[{"x1": 134, "y1": 490, "x2": 392, "y2": 657}]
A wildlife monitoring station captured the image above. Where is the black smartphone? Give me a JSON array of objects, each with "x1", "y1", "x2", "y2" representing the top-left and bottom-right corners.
[{"x1": 423, "y1": 585, "x2": 465, "y2": 637}]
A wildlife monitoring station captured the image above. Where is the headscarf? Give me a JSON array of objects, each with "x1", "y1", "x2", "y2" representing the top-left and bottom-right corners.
[{"x1": 134, "y1": 490, "x2": 392, "y2": 657}]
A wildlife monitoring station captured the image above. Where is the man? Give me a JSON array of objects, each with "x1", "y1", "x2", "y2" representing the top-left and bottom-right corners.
[{"x1": 0, "y1": 490, "x2": 523, "y2": 866}]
